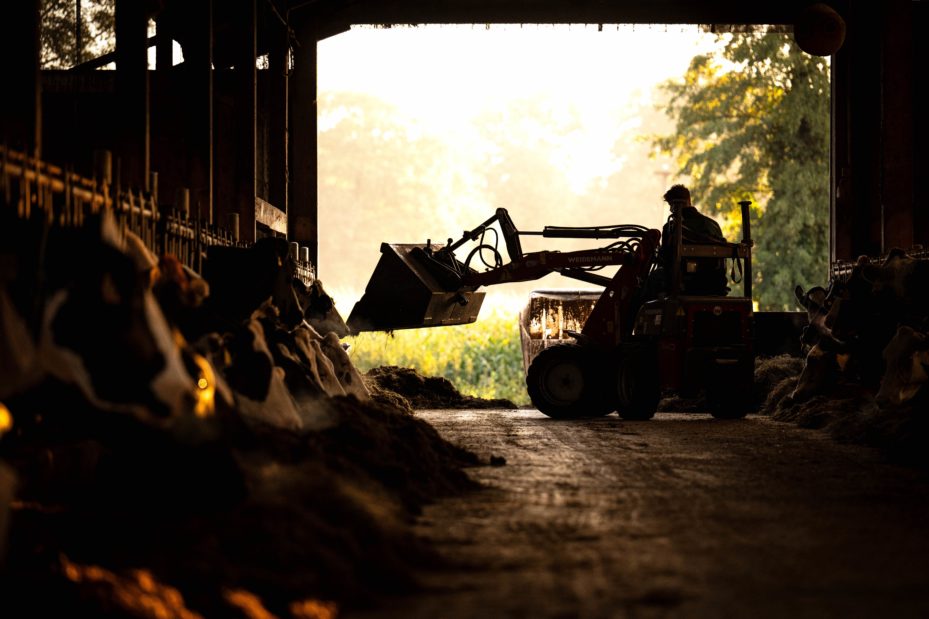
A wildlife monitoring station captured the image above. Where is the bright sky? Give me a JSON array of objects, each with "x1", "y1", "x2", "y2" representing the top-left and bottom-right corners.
[
  {"x1": 319, "y1": 24, "x2": 717, "y2": 123},
  {"x1": 317, "y1": 24, "x2": 721, "y2": 312}
]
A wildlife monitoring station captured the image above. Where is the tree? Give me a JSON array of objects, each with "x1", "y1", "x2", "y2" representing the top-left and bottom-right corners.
[
  {"x1": 317, "y1": 92, "x2": 478, "y2": 293},
  {"x1": 41, "y1": 0, "x2": 115, "y2": 68},
  {"x1": 653, "y1": 30, "x2": 830, "y2": 310}
]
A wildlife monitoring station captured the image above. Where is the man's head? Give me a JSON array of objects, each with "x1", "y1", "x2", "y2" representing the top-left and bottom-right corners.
[{"x1": 663, "y1": 184, "x2": 692, "y2": 207}]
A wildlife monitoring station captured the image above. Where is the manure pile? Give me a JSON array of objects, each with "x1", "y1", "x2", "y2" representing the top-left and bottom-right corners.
[{"x1": 364, "y1": 365, "x2": 517, "y2": 412}]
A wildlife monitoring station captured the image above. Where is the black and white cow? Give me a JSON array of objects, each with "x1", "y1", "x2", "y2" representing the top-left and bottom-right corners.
[
  {"x1": 292, "y1": 277, "x2": 350, "y2": 338},
  {"x1": 34, "y1": 212, "x2": 230, "y2": 426}
]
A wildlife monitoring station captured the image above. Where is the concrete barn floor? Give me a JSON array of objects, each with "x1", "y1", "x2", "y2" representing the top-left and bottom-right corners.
[{"x1": 351, "y1": 410, "x2": 929, "y2": 619}]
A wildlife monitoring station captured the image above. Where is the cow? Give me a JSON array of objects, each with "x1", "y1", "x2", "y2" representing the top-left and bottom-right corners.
[
  {"x1": 0, "y1": 284, "x2": 38, "y2": 399},
  {"x1": 789, "y1": 342, "x2": 851, "y2": 402},
  {"x1": 254, "y1": 303, "x2": 368, "y2": 402},
  {"x1": 292, "y1": 277, "x2": 350, "y2": 338},
  {"x1": 792, "y1": 249, "x2": 929, "y2": 402},
  {"x1": 876, "y1": 325, "x2": 929, "y2": 407},
  {"x1": 794, "y1": 279, "x2": 849, "y2": 350},
  {"x1": 315, "y1": 327, "x2": 369, "y2": 400},
  {"x1": 33, "y1": 211, "x2": 230, "y2": 426},
  {"x1": 201, "y1": 237, "x2": 305, "y2": 334},
  {"x1": 210, "y1": 300, "x2": 338, "y2": 432},
  {"x1": 152, "y1": 254, "x2": 210, "y2": 332},
  {"x1": 791, "y1": 281, "x2": 854, "y2": 401}
]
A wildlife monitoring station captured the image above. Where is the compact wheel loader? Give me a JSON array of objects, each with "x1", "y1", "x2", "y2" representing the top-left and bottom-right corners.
[{"x1": 348, "y1": 199, "x2": 755, "y2": 420}]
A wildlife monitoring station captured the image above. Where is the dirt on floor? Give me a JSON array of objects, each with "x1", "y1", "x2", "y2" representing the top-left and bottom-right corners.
[{"x1": 345, "y1": 409, "x2": 929, "y2": 619}]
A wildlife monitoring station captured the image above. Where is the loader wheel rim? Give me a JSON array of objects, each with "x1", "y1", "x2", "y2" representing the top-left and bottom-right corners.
[{"x1": 542, "y1": 361, "x2": 585, "y2": 404}]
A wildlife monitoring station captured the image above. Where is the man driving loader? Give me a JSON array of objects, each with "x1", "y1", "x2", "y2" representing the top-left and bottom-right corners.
[{"x1": 644, "y1": 184, "x2": 729, "y2": 298}]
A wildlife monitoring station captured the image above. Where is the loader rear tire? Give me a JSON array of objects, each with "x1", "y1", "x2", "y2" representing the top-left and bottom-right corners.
[
  {"x1": 615, "y1": 343, "x2": 659, "y2": 421},
  {"x1": 527, "y1": 344, "x2": 612, "y2": 419}
]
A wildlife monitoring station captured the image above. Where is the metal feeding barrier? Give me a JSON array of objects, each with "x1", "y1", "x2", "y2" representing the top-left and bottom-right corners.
[
  {"x1": 831, "y1": 246, "x2": 929, "y2": 282},
  {"x1": 0, "y1": 146, "x2": 315, "y2": 284}
]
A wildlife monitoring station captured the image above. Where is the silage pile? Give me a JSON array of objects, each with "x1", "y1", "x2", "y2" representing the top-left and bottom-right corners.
[
  {"x1": 0, "y1": 213, "x2": 481, "y2": 618},
  {"x1": 364, "y1": 366, "x2": 517, "y2": 412}
]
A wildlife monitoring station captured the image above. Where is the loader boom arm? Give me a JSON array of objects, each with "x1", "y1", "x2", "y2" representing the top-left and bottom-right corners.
[{"x1": 348, "y1": 208, "x2": 661, "y2": 336}]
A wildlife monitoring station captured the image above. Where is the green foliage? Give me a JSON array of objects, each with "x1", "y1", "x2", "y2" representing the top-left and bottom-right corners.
[
  {"x1": 653, "y1": 31, "x2": 831, "y2": 310},
  {"x1": 347, "y1": 310, "x2": 529, "y2": 405}
]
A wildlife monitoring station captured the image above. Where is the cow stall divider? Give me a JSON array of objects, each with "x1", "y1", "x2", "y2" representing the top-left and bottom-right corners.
[{"x1": 0, "y1": 145, "x2": 316, "y2": 286}]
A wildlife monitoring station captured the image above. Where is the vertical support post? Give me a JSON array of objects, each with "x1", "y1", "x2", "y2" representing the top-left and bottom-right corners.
[
  {"x1": 0, "y1": 0, "x2": 41, "y2": 158},
  {"x1": 290, "y1": 19, "x2": 318, "y2": 270},
  {"x1": 234, "y1": 0, "x2": 257, "y2": 242},
  {"x1": 669, "y1": 199, "x2": 684, "y2": 299},
  {"x1": 269, "y1": 18, "x2": 289, "y2": 215},
  {"x1": 739, "y1": 200, "x2": 753, "y2": 301},
  {"x1": 176, "y1": 187, "x2": 190, "y2": 218},
  {"x1": 225, "y1": 213, "x2": 240, "y2": 243},
  {"x1": 75, "y1": 0, "x2": 83, "y2": 65},
  {"x1": 187, "y1": 0, "x2": 213, "y2": 223},
  {"x1": 115, "y1": 0, "x2": 151, "y2": 191},
  {"x1": 156, "y1": 24, "x2": 173, "y2": 71},
  {"x1": 915, "y1": 1, "x2": 929, "y2": 249},
  {"x1": 834, "y1": 1, "x2": 882, "y2": 260},
  {"x1": 880, "y1": 0, "x2": 914, "y2": 251}
]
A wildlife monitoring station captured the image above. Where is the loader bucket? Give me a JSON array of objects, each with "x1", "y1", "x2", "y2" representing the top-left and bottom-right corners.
[{"x1": 347, "y1": 243, "x2": 485, "y2": 333}]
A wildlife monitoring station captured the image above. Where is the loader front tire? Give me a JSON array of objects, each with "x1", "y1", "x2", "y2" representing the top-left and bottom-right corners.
[
  {"x1": 527, "y1": 344, "x2": 612, "y2": 419},
  {"x1": 615, "y1": 342, "x2": 659, "y2": 420}
]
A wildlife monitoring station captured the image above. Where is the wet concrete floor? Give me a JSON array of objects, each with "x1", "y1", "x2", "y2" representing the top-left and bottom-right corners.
[{"x1": 351, "y1": 410, "x2": 929, "y2": 619}]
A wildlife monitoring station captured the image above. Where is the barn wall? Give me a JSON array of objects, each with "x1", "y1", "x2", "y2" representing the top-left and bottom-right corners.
[{"x1": 833, "y1": 0, "x2": 923, "y2": 261}]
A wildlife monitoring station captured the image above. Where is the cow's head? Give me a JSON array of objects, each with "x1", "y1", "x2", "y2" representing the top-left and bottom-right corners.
[
  {"x1": 253, "y1": 238, "x2": 305, "y2": 330},
  {"x1": 795, "y1": 280, "x2": 848, "y2": 350},
  {"x1": 876, "y1": 325, "x2": 929, "y2": 407},
  {"x1": 789, "y1": 343, "x2": 843, "y2": 402},
  {"x1": 292, "y1": 278, "x2": 350, "y2": 338},
  {"x1": 204, "y1": 239, "x2": 304, "y2": 331},
  {"x1": 37, "y1": 217, "x2": 223, "y2": 424}
]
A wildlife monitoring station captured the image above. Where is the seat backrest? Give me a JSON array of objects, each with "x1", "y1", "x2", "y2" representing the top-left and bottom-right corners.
[{"x1": 680, "y1": 253, "x2": 730, "y2": 296}]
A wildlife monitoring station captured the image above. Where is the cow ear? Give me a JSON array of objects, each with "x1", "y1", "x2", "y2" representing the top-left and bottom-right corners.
[{"x1": 794, "y1": 285, "x2": 806, "y2": 305}]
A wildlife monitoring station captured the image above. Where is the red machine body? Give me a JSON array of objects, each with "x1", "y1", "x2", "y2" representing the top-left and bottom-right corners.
[{"x1": 348, "y1": 201, "x2": 754, "y2": 419}]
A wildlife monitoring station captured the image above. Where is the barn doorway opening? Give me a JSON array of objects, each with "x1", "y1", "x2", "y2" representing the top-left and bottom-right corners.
[
  {"x1": 316, "y1": 23, "x2": 830, "y2": 403},
  {"x1": 317, "y1": 24, "x2": 831, "y2": 315}
]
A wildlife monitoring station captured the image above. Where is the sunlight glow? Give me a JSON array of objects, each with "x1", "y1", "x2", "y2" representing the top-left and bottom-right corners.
[{"x1": 317, "y1": 24, "x2": 722, "y2": 311}]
